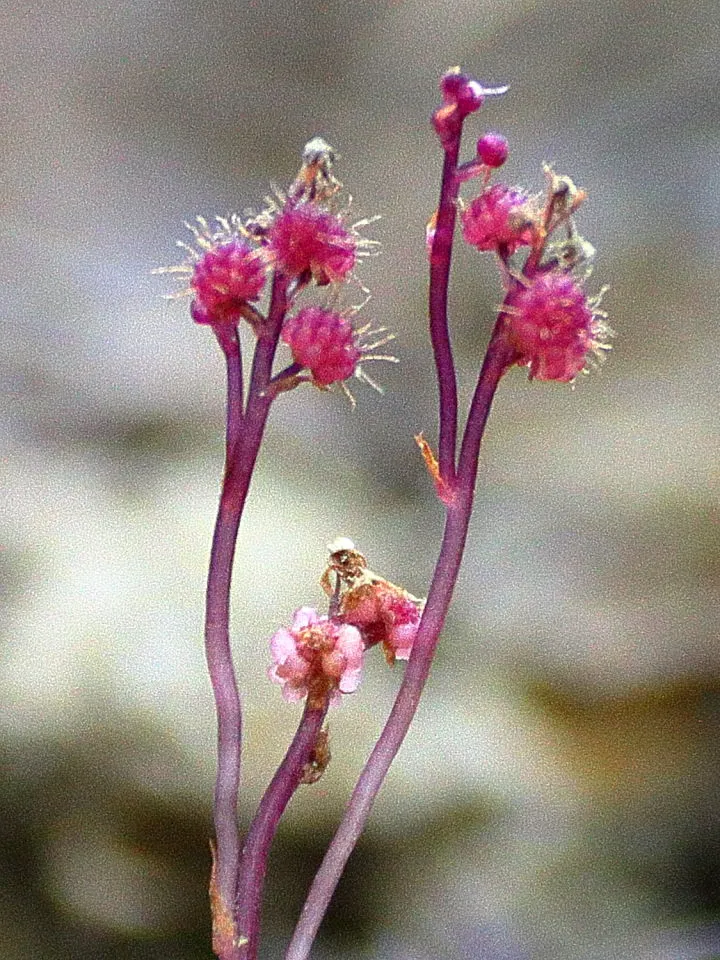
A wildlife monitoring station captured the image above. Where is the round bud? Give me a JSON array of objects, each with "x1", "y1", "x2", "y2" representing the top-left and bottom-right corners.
[{"x1": 476, "y1": 132, "x2": 509, "y2": 168}]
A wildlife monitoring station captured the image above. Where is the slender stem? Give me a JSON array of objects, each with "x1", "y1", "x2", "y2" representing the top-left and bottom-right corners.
[
  {"x1": 429, "y1": 139, "x2": 462, "y2": 484},
  {"x1": 236, "y1": 702, "x2": 329, "y2": 960},
  {"x1": 285, "y1": 341, "x2": 511, "y2": 960},
  {"x1": 205, "y1": 274, "x2": 290, "y2": 935},
  {"x1": 205, "y1": 357, "x2": 246, "y2": 912},
  {"x1": 215, "y1": 324, "x2": 244, "y2": 454},
  {"x1": 226, "y1": 273, "x2": 290, "y2": 503},
  {"x1": 457, "y1": 330, "x2": 515, "y2": 486}
]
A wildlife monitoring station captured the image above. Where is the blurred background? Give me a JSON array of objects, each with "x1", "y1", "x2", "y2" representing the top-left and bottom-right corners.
[{"x1": 2, "y1": 0, "x2": 719, "y2": 957}]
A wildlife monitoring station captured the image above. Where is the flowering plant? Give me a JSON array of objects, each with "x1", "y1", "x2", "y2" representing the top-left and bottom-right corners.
[{"x1": 158, "y1": 68, "x2": 610, "y2": 960}]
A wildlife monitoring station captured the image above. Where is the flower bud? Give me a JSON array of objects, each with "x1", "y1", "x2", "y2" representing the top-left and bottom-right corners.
[{"x1": 476, "y1": 132, "x2": 509, "y2": 168}]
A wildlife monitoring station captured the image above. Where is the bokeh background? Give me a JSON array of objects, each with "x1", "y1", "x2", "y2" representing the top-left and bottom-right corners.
[{"x1": 2, "y1": 0, "x2": 719, "y2": 957}]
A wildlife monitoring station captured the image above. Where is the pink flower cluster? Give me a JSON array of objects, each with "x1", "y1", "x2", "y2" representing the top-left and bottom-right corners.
[
  {"x1": 455, "y1": 120, "x2": 610, "y2": 382},
  {"x1": 160, "y1": 141, "x2": 392, "y2": 397},
  {"x1": 268, "y1": 581, "x2": 423, "y2": 706},
  {"x1": 461, "y1": 184, "x2": 535, "y2": 255},
  {"x1": 190, "y1": 238, "x2": 267, "y2": 325},
  {"x1": 281, "y1": 307, "x2": 361, "y2": 387},
  {"x1": 186, "y1": 201, "x2": 360, "y2": 328},
  {"x1": 268, "y1": 204, "x2": 357, "y2": 286},
  {"x1": 503, "y1": 271, "x2": 606, "y2": 382}
]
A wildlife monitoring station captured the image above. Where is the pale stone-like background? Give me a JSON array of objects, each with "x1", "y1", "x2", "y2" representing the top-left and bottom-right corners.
[{"x1": 2, "y1": 0, "x2": 719, "y2": 958}]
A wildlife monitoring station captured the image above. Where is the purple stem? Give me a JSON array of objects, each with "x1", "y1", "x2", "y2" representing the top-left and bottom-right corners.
[
  {"x1": 285, "y1": 338, "x2": 512, "y2": 960},
  {"x1": 235, "y1": 701, "x2": 329, "y2": 960},
  {"x1": 429, "y1": 140, "x2": 462, "y2": 483},
  {"x1": 205, "y1": 275, "x2": 289, "y2": 929},
  {"x1": 270, "y1": 360, "x2": 305, "y2": 385},
  {"x1": 214, "y1": 325, "x2": 244, "y2": 454}
]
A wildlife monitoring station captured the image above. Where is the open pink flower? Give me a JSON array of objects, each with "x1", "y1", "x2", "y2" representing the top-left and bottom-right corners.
[{"x1": 268, "y1": 607, "x2": 364, "y2": 707}]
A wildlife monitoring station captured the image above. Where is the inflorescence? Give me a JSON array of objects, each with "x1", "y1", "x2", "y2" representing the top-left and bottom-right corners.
[
  {"x1": 269, "y1": 539, "x2": 424, "y2": 708},
  {"x1": 433, "y1": 69, "x2": 611, "y2": 383},
  {"x1": 157, "y1": 137, "x2": 395, "y2": 400}
]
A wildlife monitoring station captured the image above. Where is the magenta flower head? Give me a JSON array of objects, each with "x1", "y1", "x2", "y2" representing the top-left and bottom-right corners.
[
  {"x1": 157, "y1": 215, "x2": 268, "y2": 326},
  {"x1": 461, "y1": 184, "x2": 536, "y2": 255},
  {"x1": 503, "y1": 270, "x2": 610, "y2": 382},
  {"x1": 279, "y1": 305, "x2": 397, "y2": 400},
  {"x1": 268, "y1": 203, "x2": 358, "y2": 286},
  {"x1": 281, "y1": 306, "x2": 361, "y2": 386},
  {"x1": 190, "y1": 237, "x2": 267, "y2": 324},
  {"x1": 268, "y1": 607, "x2": 364, "y2": 708}
]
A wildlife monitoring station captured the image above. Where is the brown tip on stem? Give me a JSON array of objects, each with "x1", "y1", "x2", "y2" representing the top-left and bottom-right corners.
[{"x1": 415, "y1": 433, "x2": 457, "y2": 505}]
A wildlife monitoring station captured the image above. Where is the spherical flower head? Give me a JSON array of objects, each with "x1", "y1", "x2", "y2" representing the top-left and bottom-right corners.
[
  {"x1": 503, "y1": 271, "x2": 609, "y2": 382},
  {"x1": 461, "y1": 184, "x2": 536, "y2": 255},
  {"x1": 190, "y1": 238, "x2": 267, "y2": 324},
  {"x1": 340, "y1": 583, "x2": 421, "y2": 664},
  {"x1": 476, "y1": 132, "x2": 509, "y2": 168},
  {"x1": 268, "y1": 607, "x2": 364, "y2": 707},
  {"x1": 268, "y1": 203, "x2": 357, "y2": 285},
  {"x1": 282, "y1": 306, "x2": 362, "y2": 386}
]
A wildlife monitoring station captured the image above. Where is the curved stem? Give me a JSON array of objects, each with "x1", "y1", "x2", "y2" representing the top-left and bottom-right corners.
[
  {"x1": 285, "y1": 341, "x2": 510, "y2": 960},
  {"x1": 457, "y1": 331, "x2": 515, "y2": 486},
  {"x1": 205, "y1": 331, "x2": 247, "y2": 913},
  {"x1": 226, "y1": 274, "x2": 290, "y2": 502},
  {"x1": 206, "y1": 275, "x2": 290, "y2": 946},
  {"x1": 429, "y1": 140, "x2": 462, "y2": 485},
  {"x1": 236, "y1": 702, "x2": 329, "y2": 959}
]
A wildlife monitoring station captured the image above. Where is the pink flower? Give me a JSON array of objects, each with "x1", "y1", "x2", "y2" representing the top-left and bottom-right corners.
[
  {"x1": 268, "y1": 607, "x2": 364, "y2": 707},
  {"x1": 503, "y1": 271, "x2": 610, "y2": 382},
  {"x1": 340, "y1": 583, "x2": 422, "y2": 664},
  {"x1": 190, "y1": 238, "x2": 267, "y2": 324},
  {"x1": 268, "y1": 203, "x2": 357, "y2": 285},
  {"x1": 461, "y1": 184, "x2": 535, "y2": 255},
  {"x1": 156, "y1": 215, "x2": 267, "y2": 327},
  {"x1": 282, "y1": 307, "x2": 362, "y2": 386}
]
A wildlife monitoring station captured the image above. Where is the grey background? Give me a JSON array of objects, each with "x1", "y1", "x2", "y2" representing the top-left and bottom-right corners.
[{"x1": 2, "y1": 0, "x2": 719, "y2": 958}]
